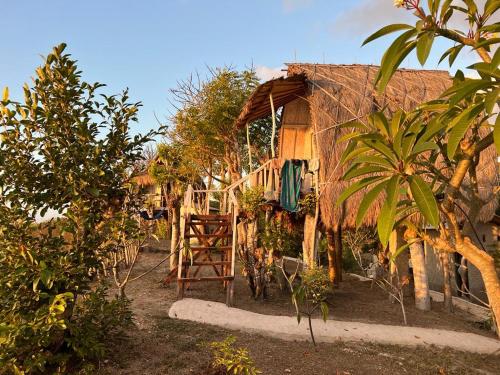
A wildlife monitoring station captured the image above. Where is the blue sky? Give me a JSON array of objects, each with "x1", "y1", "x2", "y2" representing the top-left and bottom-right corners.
[{"x1": 1, "y1": 0, "x2": 481, "y2": 136}]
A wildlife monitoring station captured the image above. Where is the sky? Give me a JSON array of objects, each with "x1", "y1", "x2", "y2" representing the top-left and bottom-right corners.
[{"x1": 0, "y1": 0, "x2": 486, "y2": 137}]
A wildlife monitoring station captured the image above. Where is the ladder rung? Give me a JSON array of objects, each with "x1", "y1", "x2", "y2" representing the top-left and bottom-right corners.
[
  {"x1": 185, "y1": 233, "x2": 232, "y2": 238},
  {"x1": 190, "y1": 214, "x2": 231, "y2": 221},
  {"x1": 182, "y1": 261, "x2": 231, "y2": 266},
  {"x1": 178, "y1": 276, "x2": 234, "y2": 282},
  {"x1": 187, "y1": 246, "x2": 232, "y2": 252},
  {"x1": 187, "y1": 220, "x2": 230, "y2": 225}
]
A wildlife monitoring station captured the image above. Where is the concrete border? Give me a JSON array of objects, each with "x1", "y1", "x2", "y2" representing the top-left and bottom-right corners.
[{"x1": 169, "y1": 298, "x2": 500, "y2": 355}]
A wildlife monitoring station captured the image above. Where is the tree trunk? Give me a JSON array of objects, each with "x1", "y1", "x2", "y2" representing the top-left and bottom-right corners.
[
  {"x1": 408, "y1": 240, "x2": 431, "y2": 311},
  {"x1": 389, "y1": 229, "x2": 410, "y2": 299},
  {"x1": 170, "y1": 203, "x2": 180, "y2": 270},
  {"x1": 334, "y1": 225, "x2": 343, "y2": 283},
  {"x1": 457, "y1": 239, "x2": 500, "y2": 336},
  {"x1": 440, "y1": 251, "x2": 453, "y2": 312},
  {"x1": 326, "y1": 228, "x2": 337, "y2": 284}
]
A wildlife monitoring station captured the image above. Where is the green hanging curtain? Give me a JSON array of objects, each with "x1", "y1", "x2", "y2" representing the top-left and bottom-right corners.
[{"x1": 280, "y1": 160, "x2": 303, "y2": 212}]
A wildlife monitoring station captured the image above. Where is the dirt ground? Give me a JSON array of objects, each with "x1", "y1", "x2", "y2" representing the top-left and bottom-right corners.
[{"x1": 98, "y1": 250, "x2": 500, "y2": 375}]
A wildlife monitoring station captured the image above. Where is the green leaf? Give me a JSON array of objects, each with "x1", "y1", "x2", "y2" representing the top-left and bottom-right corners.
[
  {"x1": 352, "y1": 155, "x2": 395, "y2": 169},
  {"x1": 320, "y1": 302, "x2": 329, "y2": 322},
  {"x1": 376, "y1": 30, "x2": 417, "y2": 91},
  {"x1": 356, "y1": 180, "x2": 388, "y2": 228},
  {"x1": 411, "y1": 140, "x2": 440, "y2": 156},
  {"x1": 484, "y1": 0, "x2": 500, "y2": 17},
  {"x1": 474, "y1": 38, "x2": 500, "y2": 50},
  {"x1": 377, "y1": 175, "x2": 400, "y2": 247},
  {"x1": 408, "y1": 175, "x2": 439, "y2": 227},
  {"x1": 494, "y1": 115, "x2": 500, "y2": 155},
  {"x1": 446, "y1": 103, "x2": 483, "y2": 158},
  {"x1": 340, "y1": 145, "x2": 371, "y2": 165},
  {"x1": 362, "y1": 24, "x2": 413, "y2": 46},
  {"x1": 416, "y1": 32, "x2": 435, "y2": 65},
  {"x1": 336, "y1": 176, "x2": 386, "y2": 206},
  {"x1": 389, "y1": 240, "x2": 414, "y2": 262},
  {"x1": 2, "y1": 87, "x2": 8, "y2": 102},
  {"x1": 343, "y1": 165, "x2": 387, "y2": 181}
]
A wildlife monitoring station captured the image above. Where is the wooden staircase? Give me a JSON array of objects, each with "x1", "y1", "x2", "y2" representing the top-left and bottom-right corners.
[{"x1": 177, "y1": 213, "x2": 235, "y2": 305}]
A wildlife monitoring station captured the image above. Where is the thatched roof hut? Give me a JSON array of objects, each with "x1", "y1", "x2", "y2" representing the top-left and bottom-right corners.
[{"x1": 236, "y1": 63, "x2": 498, "y2": 230}]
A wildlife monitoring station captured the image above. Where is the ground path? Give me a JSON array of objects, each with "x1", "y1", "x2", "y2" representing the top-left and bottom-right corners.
[{"x1": 169, "y1": 298, "x2": 500, "y2": 355}]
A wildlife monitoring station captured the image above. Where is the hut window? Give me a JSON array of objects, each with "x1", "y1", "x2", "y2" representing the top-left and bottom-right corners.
[{"x1": 482, "y1": 234, "x2": 486, "y2": 242}]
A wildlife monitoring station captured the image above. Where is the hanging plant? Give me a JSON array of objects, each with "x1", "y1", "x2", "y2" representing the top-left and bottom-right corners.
[{"x1": 298, "y1": 192, "x2": 317, "y2": 217}]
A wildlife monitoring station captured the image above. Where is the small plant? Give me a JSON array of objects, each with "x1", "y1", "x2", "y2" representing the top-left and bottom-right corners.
[
  {"x1": 261, "y1": 212, "x2": 302, "y2": 258},
  {"x1": 155, "y1": 218, "x2": 170, "y2": 239},
  {"x1": 208, "y1": 336, "x2": 261, "y2": 375},
  {"x1": 283, "y1": 267, "x2": 331, "y2": 346},
  {"x1": 298, "y1": 192, "x2": 317, "y2": 216},
  {"x1": 240, "y1": 186, "x2": 264, "y2": 219}
]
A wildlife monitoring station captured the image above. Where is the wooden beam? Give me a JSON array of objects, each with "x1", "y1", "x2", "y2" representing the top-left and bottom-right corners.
[
  {"x1": 270, "y1": 92, "x2": 276, "y2": 158},
  {"x1": 246, "y1": 122, "x2": 253, "y2": 173}
]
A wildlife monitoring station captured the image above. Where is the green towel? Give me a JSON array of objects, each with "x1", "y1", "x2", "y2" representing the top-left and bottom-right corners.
[{"x1": 280, "y1": 160, "x2": 302, "y2": 212}]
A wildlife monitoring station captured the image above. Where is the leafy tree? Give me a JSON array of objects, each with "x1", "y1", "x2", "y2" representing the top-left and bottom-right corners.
[
  {"x1": 149, "y1": 142, "x2": 204, "y2": 268},
  {"x1": 0, "y1": 44, "x2": 153, "y2": 372},
  {"x1": 168, "y1": 67, "x2": 276, "y2": 185},
  {"x1": 339, "y1": 0, "x2": 500, "y2": 333}
]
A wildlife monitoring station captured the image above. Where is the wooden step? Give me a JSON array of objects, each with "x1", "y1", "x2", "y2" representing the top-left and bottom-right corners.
[
  {"x1": 182, "y1": 261, "x2": 231, "y2": 266},
  {"x1": 185, "y1": 233, "x2": 232, "y2": 239},
  {"x1": 187, "y1": 246, "x2": 232, "y2": 252},
  {"x1": 178, "y1": 276, "x2": 234, "y2": 282},
  {"x1": 187, "y1": 220, "x2": 231, "y2": 225},
  {"x1": 190, "y1": 214, "x2": 231, "y2": 221}
]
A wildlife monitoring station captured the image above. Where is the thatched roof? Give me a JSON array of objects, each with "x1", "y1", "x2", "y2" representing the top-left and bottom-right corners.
[
  {"x1": 132, "y1": 173, "x2": 155, "y2": 187},
  {"x1": 285, "y1": 63, "x2": 497, "y2": 227},
  {"x1": 235, "y1": 74, "x2": 307, "y2": 128}
]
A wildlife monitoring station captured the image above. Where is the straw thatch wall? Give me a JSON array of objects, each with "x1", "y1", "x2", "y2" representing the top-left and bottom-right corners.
[{"x1": 286, "y1": 63, "x2": 497, "y2": 229}]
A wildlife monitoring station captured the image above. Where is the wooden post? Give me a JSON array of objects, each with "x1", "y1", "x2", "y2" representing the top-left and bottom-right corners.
[
  {"x1": 246, "y1": 122, "x2": 253, "y2": 173},
  {"x1": 227, "y1": 190, "x2": 238, "y2": 307},
  {"x1": 177, "y1": 186, "x2": 192, "y2": 299},
  {"x1": 269, "y1": 93, "x2": 276, "y2": 159}
]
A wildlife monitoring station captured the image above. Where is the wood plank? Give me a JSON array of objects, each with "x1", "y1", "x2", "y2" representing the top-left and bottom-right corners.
[
  {"x1": 178, "y1": 276, "x2": 234, "y2": 282},
  {"x1": 182, "y1": 261, "x2": 231, "y2": 266},
  {"x1": 189, "y1": 246, "x2": 232, "y2": 252},
  {"x1": 185, "y1": 233, "x2": 232, "y2": 239},
  {"x1": 190, "y1": 214, "x2": 231, "y2": 220}
]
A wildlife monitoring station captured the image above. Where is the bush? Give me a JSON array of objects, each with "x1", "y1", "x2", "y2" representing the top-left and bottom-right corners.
[
  {"x1": 208, "y1": 336, "x2": 261, "y2": 375},
  {"x1": 240, "y1": 186, "x2": 264, "y2": 219},
  {"x1": 0, "y1": 44, "x2": 152, "y2": 373}
]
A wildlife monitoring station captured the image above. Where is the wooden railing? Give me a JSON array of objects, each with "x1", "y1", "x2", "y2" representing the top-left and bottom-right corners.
[{"x1": 176, "y1": 159, "x2": 279, "y2": 303}]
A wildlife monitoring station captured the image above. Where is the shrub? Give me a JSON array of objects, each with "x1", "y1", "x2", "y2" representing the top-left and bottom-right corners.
[
  {"x1": 208, "y1": 336, "x2": 261, "y2": 375},
  {"x1": 0, "y1": 44, "x2": 152, "y2": 373},
  {"x1": 240, "y1": 186, "x2": 264, "y2": 219}
]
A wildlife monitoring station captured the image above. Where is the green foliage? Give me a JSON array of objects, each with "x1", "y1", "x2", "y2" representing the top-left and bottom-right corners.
[
  {"x1": 341, "y1": 1, "x2": 499, "y2": 250},
  {"x1": 298, "y1": 192, "x2": 317, "y2": 216},
  {"x1": 261, "y1": 213, "x2": 302, "y2": 258},
  {"x1": 65, "y1": 286, "x2": 133, "y2": 364},
  {"x1": 168, "y1": 67, "x2": 275, "y2": 185},
  {"x1": 155, "y1": 219, "x2": 170, "y2": 239},
  {"x1": 338, "y1": 111, "x2": 441, "y2": 246},
  {"x1": 209, "y1": 336, "x2": 261, "y2": 375},
  {"x1": 287, "y1": 267, "x2": 331, "y2": 346},
  {"x1": 241, "y1": 186, "x2": 264, "y2": 218},
  {"x1": 0, "y1": 44, "x2": 151, "y2": 373},
  {"x1": 150, "y1": 142, "x2": 202, "y2": 190}
]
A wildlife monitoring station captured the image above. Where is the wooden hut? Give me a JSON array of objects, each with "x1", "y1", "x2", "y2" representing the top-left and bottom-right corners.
[{"x1": 235, "y1": 63, "x2": 498, "y2": 285}]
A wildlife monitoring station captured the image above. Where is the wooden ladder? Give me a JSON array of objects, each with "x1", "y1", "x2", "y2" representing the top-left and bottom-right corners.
[{"x1": 177, "y1": 213, "x2": 235, "y2": 306}]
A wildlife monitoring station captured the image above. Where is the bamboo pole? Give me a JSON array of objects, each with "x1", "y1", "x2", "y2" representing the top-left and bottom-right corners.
[
  {"x1": 269, "y1": 93, "x2": 276, "y2": 158},
  {"x1": 246, "y1": 122, "x2": 253, "y2": 173}
]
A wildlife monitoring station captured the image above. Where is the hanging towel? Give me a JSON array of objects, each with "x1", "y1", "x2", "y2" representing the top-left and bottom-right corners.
[{"x1": 280, "y1": 160, "x2": 303, "y2": 212}]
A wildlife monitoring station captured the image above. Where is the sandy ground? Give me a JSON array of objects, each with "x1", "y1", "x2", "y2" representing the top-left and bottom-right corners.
[
  {"x1": 98, "y1": 250, "x2": 500, "y2": 375},
  {"x1": 169, "y1": 298, "x2": 500, "y2": 354}
]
